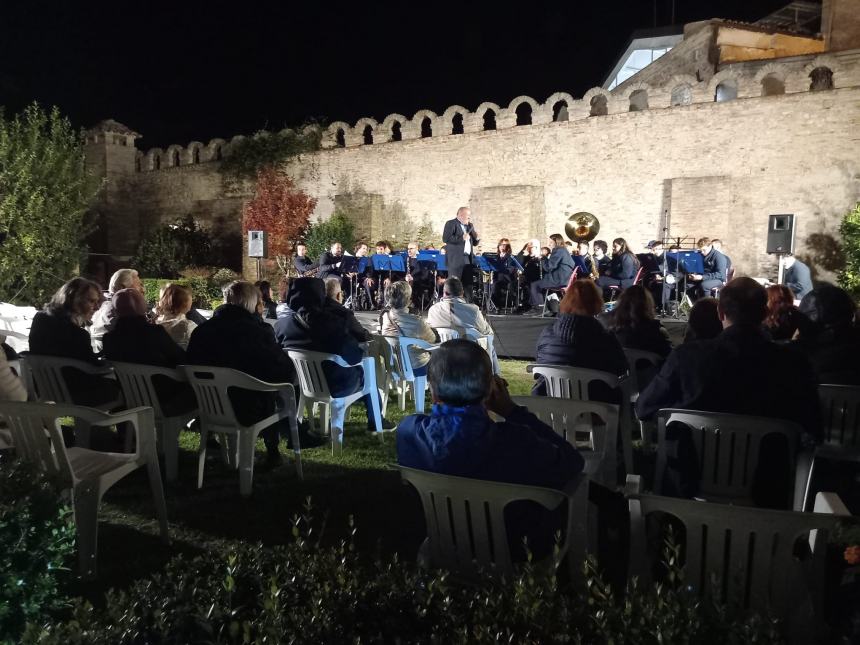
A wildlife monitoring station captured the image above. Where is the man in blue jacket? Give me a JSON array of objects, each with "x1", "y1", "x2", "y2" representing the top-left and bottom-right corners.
[
  {"x1": 527, "y1": 233, "x2": 575, "y2": 313},
  {"x1": 686, "y1": 237, "x2": 728, "y2": 299}
]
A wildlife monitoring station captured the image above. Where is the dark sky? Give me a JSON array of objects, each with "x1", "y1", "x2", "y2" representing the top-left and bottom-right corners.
[{"x1": 0, "y1": 0, "x2": 797, "y2": 148}]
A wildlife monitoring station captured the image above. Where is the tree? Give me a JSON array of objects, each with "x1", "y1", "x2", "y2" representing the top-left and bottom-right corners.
[
  {"x1": 131, "y1": 215, "x2": 215, "y2": 278},
  {"x1": 242, "y1": 167, "x2": 316, "y2": 274},
  {"x1": 0, "y1": 103, "x2": 101, "y2": 305},
  {"x1": 304, "y1": 212, "x2": 356, "y2": 262},
  {"x1": 838, "y1": 202, "x2": 860, "y2": 298}
]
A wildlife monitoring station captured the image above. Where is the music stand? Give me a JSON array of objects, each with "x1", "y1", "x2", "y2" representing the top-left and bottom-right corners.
[
  {"x1": 371, "y1": 254, "x2": 406, "y2": 307},
  {"x1": 339, "y1": 256, "x2": 360, "y2": 310}
]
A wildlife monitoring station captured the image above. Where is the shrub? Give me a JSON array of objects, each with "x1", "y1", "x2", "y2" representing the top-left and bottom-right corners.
[
  {"x1": 131, "y1": 215, "x2": 215, "y2": 279},
  {"x1": 304, "y1": 212, "x2": 356, "y2": 262},
  {"x1": 26, "y1": 507, "x2": 781, "y2": 644},
  {"x1": 0, "y1": 103, "x2": 101, "y2": 306},
  {"x1": 838, "y1": 202, "x2": 860, "y2": 299},
  {"x1": 0, "y1": 457, "x2": 75, "y2": 644},
  {"x1": 141, "y1": 277, "x2": 221, "y2": 310}
]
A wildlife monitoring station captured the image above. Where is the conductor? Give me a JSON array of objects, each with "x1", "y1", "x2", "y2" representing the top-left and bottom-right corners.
[{"x1": 442, "y1": 206, "x2": 480, "y2": 300}]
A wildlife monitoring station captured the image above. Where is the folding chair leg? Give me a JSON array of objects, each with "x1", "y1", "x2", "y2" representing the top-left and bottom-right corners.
[
  {"x1": 398, "y1": 383, "x2": 407, "y2": 411},
  {"x1": 197, "y1": 428, "x2": 209, "y2": 489},
  {"x1": 145, "y1": 458, "x2": 170, "y2": 541},
  {"x1": 414, "y1": 376, "x2": 427, "y2": 414},
  {"x1": 237, "y1": 431, "x2": 257, "y2": 497},
  {"x1": 330, "y1": 401, "x2": 346, "y2": 456},
  {"x1": 73, "y1": 483, "x2": 100, "y2": 579},
  {"x1": 224, "y1": 433, "x2": 238, "y2": 469},
  {"x1": 288, "y1": 415, "x2": 303, "y2": 480}
]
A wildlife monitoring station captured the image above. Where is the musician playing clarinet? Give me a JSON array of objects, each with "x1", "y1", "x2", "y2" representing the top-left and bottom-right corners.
[
  {"x1": 442, "y1": 206, "x2": 480, "y2": 302},
  {"x1": 318, "y1": 242, "x2": 348, "y2": 297},
  {"x1": 293, "y1": 241, "x2": 318, "y2": 276}
]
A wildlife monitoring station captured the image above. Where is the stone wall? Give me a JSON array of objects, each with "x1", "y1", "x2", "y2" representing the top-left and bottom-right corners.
[{"x1": 111, "y1": 50, "x2": 860, "y2": 282}]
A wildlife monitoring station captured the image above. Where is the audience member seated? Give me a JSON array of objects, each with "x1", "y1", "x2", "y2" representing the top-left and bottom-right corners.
[
  {"x1": 323, "y1": 277, "x2": 372, "y2": 342},
  {"x1": 156, "y1": 283, "x2": 198, "y2": 349},
  {"x1": 764, "y1": 284, "x2": 801, "y2": 342},
  {"x1": 427, "y1": 277, "x2": 499, "y2": 372},
  {"x1": 275, "y1": 275, "x2": 292, "y2": 318},
  {"x1": 0, "y1": 333, "x2": 26, "y2": 402},
  {"x1": 636, "y1": 277, "x2": 820, "y2": 507},
  {"x1": 188, "y1": 280, "x2": 325, "y2": 464},
  {"x1": 606, "y1": 285, "x2": 671, "y2": 357},
  {"x1": 274, "y1": 277, "x2": 394, "y2": 430},
  {"x1": 380, "y1": 281, "x2": 437, "y2": 375},
  {"x1": 533, "y1": 280, "x2": 628, "y2": 400},
  {"x1": 682, "y1": 297, "x2": 722, "y2": 343},
  {"x1": 795, "y1": 285, "x2": 860, "y2": 385},
  {"x1": 103, "y1": 288, "x2": 196, "y2": 416},
  {"x1": 255, "y1": 280, "x2": 278, "y2": 319},
  {"x1": 396, "y1": 339, "x2": 584, "y2": 559},
  {"x1": 91, "y1": 268, "x2": 143, "y2": 350},
  {"x1": 596, "y1": 238, "x2": 640, "y2": 298},
  {"x1": 28, "y1": 277, "x2": 122, "y2": 408}
]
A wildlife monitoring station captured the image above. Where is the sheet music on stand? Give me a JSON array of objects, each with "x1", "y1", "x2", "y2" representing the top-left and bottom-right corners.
[
  {"x1": 339, "y1": 255, "x2": 361, "y2": 273},
  {"x1": 417, "y1": 250, "x2": 446, "y2": 272},
  {"x1": 571, "y1": 255, "x2": 589, "y2": 275},
  {"x1": 370, "y1": 254, "x2": 406, "y2": 272},
  {"x1": 666, "y1": 251, "x2": 704, "y2": 274}
]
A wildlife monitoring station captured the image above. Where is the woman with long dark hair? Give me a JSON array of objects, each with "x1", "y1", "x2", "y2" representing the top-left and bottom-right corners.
[
  {"x1": 608, "y1": 285, "x2": 671, "y2": 356},
  {"x1": 491, "y1": 240, "x2": 518, "y2": 308},
  {"x1": 596, "y1": 237, "x2": 640, "y2": 297},
  {"x1": 763, "y1": 284, "x2": 800, "y2": 341}
]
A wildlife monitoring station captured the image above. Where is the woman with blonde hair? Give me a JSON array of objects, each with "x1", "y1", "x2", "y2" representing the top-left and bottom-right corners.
[{"x1": 156, "y1": 283, "x2": 197, "y2": 348}]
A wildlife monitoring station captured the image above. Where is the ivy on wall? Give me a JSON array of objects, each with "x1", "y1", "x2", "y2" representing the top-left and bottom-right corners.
[
  {"x1": 218, "y1": 125, "x2": 323, "y2": 180},
  {"x1": 838, "y1": 202, "x2": 860, "y2": 298}
]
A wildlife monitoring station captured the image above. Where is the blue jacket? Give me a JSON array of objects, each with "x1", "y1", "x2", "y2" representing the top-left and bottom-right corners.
[
  {"x1": 701, "y1": 248, "x2": 728, "y2": 283},
  {"x1": 397, "y1": 402, "x2": 584, "y2": 490},
  {"x1": 541, "y1": 246, "x2": 575, "y2": 286}
]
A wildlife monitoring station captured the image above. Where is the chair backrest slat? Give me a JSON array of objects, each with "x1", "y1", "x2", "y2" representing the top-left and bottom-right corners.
[
  {"x1": 181, "y1": 366, "x2": 242, "y2": 429},
  {"x1": 286, "y1": 350, "x2": 337, "y2": 400},
  {"x1": 528, "y1": 364, "x2": 621, "y2": 401},
  {"x1": 435, "y1": 327, "x2": 460, "y2": 343},
  {"x1": 623, "y1": 349, "x2": 662, "y2": 395},
  {"x1": 819, "y1": 384, "x2": 860, "y2": 449}
]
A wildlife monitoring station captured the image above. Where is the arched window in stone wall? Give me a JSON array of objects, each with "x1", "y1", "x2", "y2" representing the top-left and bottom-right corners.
[
  {"x1": 391, "y1": 121, "x2": 402, "y2": 141},
  {"x1": 483, "y1": 109, "x2": 496, "y2": 131},
  {"x1": 154, "y1": 155, "x2": 161, "y2": 170},
  {"x1": 214, "y1": 146, "x2": 223, "y2": 161},
  {"x1": 761, "y1": 74, "x2": 785, "y2": 96},
  {"x1": 335, "y1": 129, "x2": 346, "y2": 148},
  {"x1": 192, "y1": 147, "x2": 200, "y2": 164},
  {"x1": 172, "y1": 150, "x2": 181, "y2": 167},
  {"x1": 421, "y1": 117, "x2": 432, "y2": 138},
  {"x1": 670, "y1": 84, "x2": 692, "y2": 106},
  {"x1": 451, "y1": 113, "x2": 464, "y2": 135},
  {"x1": 515, "y1": 102, "x2": 532, "y2": 126},
  {"x1": 589, "y1": 95, "x2": 607, "y2": 117},
  {"x1": 715, "y1": 81, "x2": 737, "y2": 102},
  {"x1": 362, "y1": 125, "x2": 374, "y2": 145},
  {"x1": 809, "y1": 67, "x2": 834, "y2": 91},
  {"x1": 552, "y1": 100, "x2": 569, "y2": 122},
  {"x1": 629, "y1": 90, "x2": 648, "y2": 112}
]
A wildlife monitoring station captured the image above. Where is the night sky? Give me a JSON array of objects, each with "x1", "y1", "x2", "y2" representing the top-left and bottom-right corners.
[{"x1": 1, "y1": 0, "x2": 797, "y2": 148}]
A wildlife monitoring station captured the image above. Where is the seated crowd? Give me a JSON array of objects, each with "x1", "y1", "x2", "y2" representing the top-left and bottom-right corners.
[{"x1": 2, "y1": 262, "x2": 858, "y2": 515}]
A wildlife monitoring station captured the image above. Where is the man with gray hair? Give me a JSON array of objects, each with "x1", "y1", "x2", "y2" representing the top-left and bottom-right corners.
[
  {"x1": 188, "y1": 280, "x2": 326, "y2": 463},
  {"x1": 90, "y1": 268, "x2": 144, "y2": 351},
  {"x1": 323, "y1": 276, "x2": 372, "y2": 342},
  {"x1": 442, "y1": 207, "x2": 480, "y2": 301}
]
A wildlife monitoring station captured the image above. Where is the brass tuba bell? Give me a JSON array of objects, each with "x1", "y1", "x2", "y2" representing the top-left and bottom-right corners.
[{"x1": 565, "y1": 211, "x2": 600, "y2": 243}]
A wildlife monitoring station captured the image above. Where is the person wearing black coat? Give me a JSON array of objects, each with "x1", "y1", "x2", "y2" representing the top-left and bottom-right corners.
[
  {"x1": 274, "y1": 277, "x2": 393, "y2": 430},
  {"x1": 607, "y1": 286, "x2": 672, "y2": 358},
  {"x1": 795, "y1": 285, "x2": 860, "y2": 385},
  {"x1": 187, "y1": 281, "x2": 324, "y2": 461},
  {"x1": 686, "y1": 238, "x2": 728, "y2": 299},
  {"x1": 442, "y1": 207, "x2": 480, "y2": 300},
  {"x1": 596, "y1": 238, "x2": 639, "y2": 297},
  {"x1": 528, "y1": 234, "x2": 575, "y2": 310},
  {"x1": 532, "y1": 280, "x2": 628, "y2": 402},
  {"x1": 28, "y1": 277, "x2": 122, "y2": 408},
  {"x1": 782, "y1": 255, "x2": 813, "y2": 301}
]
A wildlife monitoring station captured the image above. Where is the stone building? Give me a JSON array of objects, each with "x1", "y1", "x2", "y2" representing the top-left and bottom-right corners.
[{"x1": 86, "y1": 0, "x2": 860, "y2": 283}]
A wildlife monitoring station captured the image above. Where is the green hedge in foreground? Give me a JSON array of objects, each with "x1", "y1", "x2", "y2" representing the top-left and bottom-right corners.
[{"x1": 22, "y1": 508, "x2": 782, "y2": 645}]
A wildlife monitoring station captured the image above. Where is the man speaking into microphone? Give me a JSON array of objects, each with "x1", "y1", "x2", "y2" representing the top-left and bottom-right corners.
[{"x1": 442, "y1": 206, "x2": 480, "y2": 301}]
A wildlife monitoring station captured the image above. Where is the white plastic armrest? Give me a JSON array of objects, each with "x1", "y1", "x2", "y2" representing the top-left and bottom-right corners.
[
  {"x1": 525, "y1": 363, "x2": 537, "y2": 374},
  {"x1": 327, "y1": 354, "x2": 357, "y2": 369},
  {"x1": 624, "y1": 474, "x2": 642, "y2": 495},
  {"x1": 813, "y1": 492, "x2": 850, "y2": 516}
]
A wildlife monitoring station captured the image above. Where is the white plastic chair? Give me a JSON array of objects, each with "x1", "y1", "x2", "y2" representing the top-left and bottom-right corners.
[
  {"x1": 626, "y1": 479, "x2": 848, "y2": 642},
  {"x1": 802, "y1": 384, "x2": 860, "y2": 510},
  {"x1": 655, "y1": 409, "x2": 803, "y2": 508},
  {"x1": 0, "y1": 401, "x2": 169, "y2": 578},
  {"x1": 287, "y1": 349, "x2": 383, "y2": 455},
  {"x1": 20, "y1": 354, "x2": 123, "y2": 448},
  {"x1": 623, "y1": 348, "x2": 664, "y2": 447},
  {"x1": 511, "y1": 395, "x2": 618, "y2": 487},
  {"x1": 110, "y1": 361, "x2": 198, "y2": 483},
  {"x1": 397, "y1": 466, "x2": 588, "y2": 582},
  {"x1": 527, "y1": 364, "x2": 635, "y2": 474},
  {"x1": 367, "y1": 335, "x2": 396, "y2": 412},
  {"x1": 182, "y1": 365, "x2": 302, "y2": 496},
  {"x1": 384, "y1": 336, "x2": 437, "y2": 413},
  {"x1": 464, "y1": 328, "x2": 500, "y2": 375}
]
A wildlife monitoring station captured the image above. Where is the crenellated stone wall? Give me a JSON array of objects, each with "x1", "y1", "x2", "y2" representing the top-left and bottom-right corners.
[{"x1": 96, "y1": 49, "x2": 860, "y2": 283}]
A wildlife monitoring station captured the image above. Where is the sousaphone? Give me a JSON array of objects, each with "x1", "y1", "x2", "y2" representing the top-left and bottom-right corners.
[{"x1": 565, "y1": 211, "x2": 600, "y2": 242}]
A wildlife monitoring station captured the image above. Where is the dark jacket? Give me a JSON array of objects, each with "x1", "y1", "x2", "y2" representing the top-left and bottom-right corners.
[
  {"x1": 533, "y1": 313, "x2": 628, "y2": 401},
  {"x1": 701, "y1": 248, "x2": 728, "y2": 283},
  {"x1": 442, "y1": 217, "x2": 479, "y2": 277},
  {"x1": 795, "y1": 326, "x2": 860, "y2": 385},
  {"x1": 607, "y1": 252, "x2": 639, "y2": 287},
  {"x1": 29, "y1": 310, "x2": 99, "y2": 365},
  {"x1": 612, "y1": 319, "x2": 672, "y2": 357},
  {"x1": 324, "y1": 297, "x2": 372, "y2": 342},
  {"x1": 274, "y1": 278, "x2": 363, "y2": 397},
  {"x1": 103, "y1": 316, "x2": 186, "y2": 368},
  {"x1": 318, "y1": 251, "x2": 344, "y2": 280},
  {"x1": 784, "y1": 260, "x2": 813, "y2": 300},
  {"x1": 636, "y1": 324, "x2": 820, "y2": 439},
  {"x1": 187, "y1": 304, "x2": 296, "y2": 425},
  {"x1": 540, "y1": 246, "x2": 575, "y2": 286},
  {"x1": 294, "y1": 254, "x2": 318, "y2": 276}
]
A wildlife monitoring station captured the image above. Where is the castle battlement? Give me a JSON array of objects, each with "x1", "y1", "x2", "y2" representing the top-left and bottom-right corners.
[{"x1": 130, "y1": 49, "x2": 858, "y2": 173}]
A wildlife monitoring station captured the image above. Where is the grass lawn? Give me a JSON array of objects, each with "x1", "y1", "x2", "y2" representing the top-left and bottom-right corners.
[{"x1": 74, "y1": 359, "x2": 537, "y2": 602}]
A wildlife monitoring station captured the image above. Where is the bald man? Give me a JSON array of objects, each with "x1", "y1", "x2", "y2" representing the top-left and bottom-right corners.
[{"x1": 442, "y1": 206, "x2": 480, "y2": 301}]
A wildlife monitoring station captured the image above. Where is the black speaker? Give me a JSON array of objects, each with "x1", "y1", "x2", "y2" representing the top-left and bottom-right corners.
[{"x1": 766, "y1": 214, "x2": 795, "y2": 254}]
